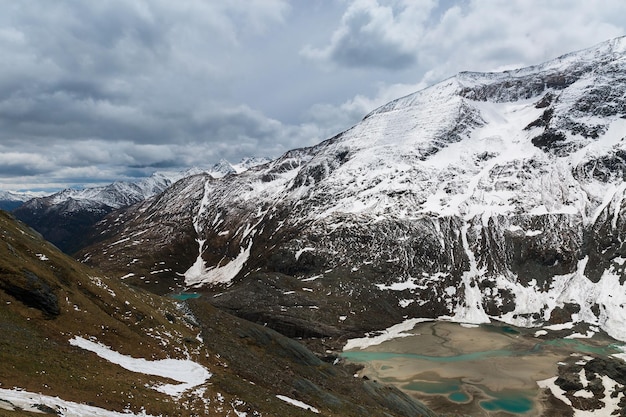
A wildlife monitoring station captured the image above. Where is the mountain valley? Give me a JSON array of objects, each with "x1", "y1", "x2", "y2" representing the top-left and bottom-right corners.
[
  {"x1": 0, "y1": 210, "x2": 435, "y2": 416},
  {"x1": 5, "y1": 37, "x2": 626, "y2": 416}
]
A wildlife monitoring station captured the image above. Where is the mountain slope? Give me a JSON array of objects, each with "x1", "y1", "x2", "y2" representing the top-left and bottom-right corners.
[
  {"x1": 79, "y1": 37, "x2": 626, "y2": 342},
  {"x1": 12, "y1": 158, "x2": 271, "y2": 254},
  {"x1": 12, "y1": 171, "x2": 184, "y2": 254},
  {"x1": 0, "y1": 210, "x2": 437, "y2": 417},
  {"x1": 0, "y1": 191, "x2": 47, "y2": 211}
]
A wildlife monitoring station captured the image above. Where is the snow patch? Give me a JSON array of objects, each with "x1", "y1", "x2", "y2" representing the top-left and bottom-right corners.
[
  {"x1": 343, "y1": 318, "x2": 431, "y2": 350},
  {"x1": 295, "y1": 247, "x2": 315, "y2": 260},
  {"x1": 376, "y1": 277, "x2": 420, "y2": 291},
  {"x1": 185, "y1": 241, "x2": 252, "y2": 287},
  {"x1": 276, "y1": 395, "x2": 319, "y2": 413},
  {"x1": 0, "y1": 388, "x2": 158, "y2": 416},
  {"x1": 69, "y1": 336, "x2": 211, "y2": 397}
]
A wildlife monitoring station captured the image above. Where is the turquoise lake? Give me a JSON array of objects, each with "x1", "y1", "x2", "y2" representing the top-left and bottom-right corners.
[
  {"x1": 169, "y1": 292, "x2": 202, "y2": 300},
  {"x1": 341, "y1": 321, "x2": 621, "y2": 415}
]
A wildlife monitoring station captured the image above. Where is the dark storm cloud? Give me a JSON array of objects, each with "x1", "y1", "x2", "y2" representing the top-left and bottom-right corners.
[
  {"x1": 327, "y1": 6, "x2": 416, "y2": 69},
  {"x1": 0, "y1": 0, "x2": 295, "y2": 181},
  {"x1": 301, "y1": 1, "x2": 434, "y2": 70},
  {"x1": 1, "y1": 0, "x2": 626, "y2": 191}
]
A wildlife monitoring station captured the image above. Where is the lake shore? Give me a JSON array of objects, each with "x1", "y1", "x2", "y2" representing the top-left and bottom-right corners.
[{"x1": 342, "y1": 321, "x2": 621, "y2": 416}]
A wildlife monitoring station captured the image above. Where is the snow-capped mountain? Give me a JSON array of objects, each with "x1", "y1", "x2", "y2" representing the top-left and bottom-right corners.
[
  {"x1": 13, "y1": 158, "x2": 270, "y2": 253},
  {"x1": 0, "y1": 190, "x2": 48, "y2": 210},
  {"x1": 80, "y1": 37, "x2": 626, "y2": 343},
  {"x1": 207, "y1": 157, "x2": 272, "y2": 178}
]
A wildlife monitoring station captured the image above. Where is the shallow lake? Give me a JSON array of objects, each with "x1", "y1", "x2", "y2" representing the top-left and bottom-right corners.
[
  {"x1": 169, "y1": 292, "x2": 202, "y2": 301},
  {"x1": 341, "y1": 321, "x2": 621, "y2": 416}
]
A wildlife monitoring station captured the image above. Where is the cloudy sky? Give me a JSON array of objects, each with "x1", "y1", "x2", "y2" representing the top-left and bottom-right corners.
[{"x1": 1, "y1": 0, "x2": 625, "y2": 191}]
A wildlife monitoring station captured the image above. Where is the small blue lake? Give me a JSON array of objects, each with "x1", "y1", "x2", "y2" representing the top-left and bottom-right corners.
[
  {"x1": 480, "y1": 394, "x2": 533, "y2": 414},
  {"x1": 170, "y1": 292, "x2": 202, "y2": 300}
]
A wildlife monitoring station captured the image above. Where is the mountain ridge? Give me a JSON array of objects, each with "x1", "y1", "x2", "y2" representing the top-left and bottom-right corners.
[
  {"x1": 78, "y1": 36, "x2": 626, "y2": 344},
  {"x1": 12, "y1": 157, "x2": 271, "y2": 253}
]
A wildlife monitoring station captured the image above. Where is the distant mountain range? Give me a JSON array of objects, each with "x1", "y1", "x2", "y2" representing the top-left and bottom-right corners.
[
  {"x1": 11, "y1": 157, "x2": 271, "y2": 253},
  {"x1": 0, "y1": 190, "x2": 48, "y2": 211}
]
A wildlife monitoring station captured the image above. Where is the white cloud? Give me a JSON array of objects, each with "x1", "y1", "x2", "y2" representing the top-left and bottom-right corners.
[{"x1": 302, "y1": 0, "x2": 436, "y2": 70}]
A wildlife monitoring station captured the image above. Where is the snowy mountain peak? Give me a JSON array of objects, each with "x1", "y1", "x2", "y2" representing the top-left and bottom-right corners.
[
  {"x1": 58, "y1": 37, "x2": 626, "y2": 346},
  {"x1": 207, "y1": 157, "x2": 272, "y2": 178}
]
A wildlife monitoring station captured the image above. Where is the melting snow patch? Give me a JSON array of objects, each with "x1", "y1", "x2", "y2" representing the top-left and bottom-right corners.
[
  {"x1": 276, "y1": 395, "x2": 319, "y2": 414},
  {"x1": 185, "y1": 241, "x2": 252, "y2": 286},
  {"x1": 0, "y1": 388, "x2": 159, "y2": 416},
  {"x1": 301, "y1": 275, "x2": 322, "y2": 282},
  {"x1": 36, "y1": 253, "x2": 48, "y2": 261},
  {"x1": 525, "y1": 229, "x2": 543, "y2": 237},
  {"x1": 538, "y1": 374, "x2": 624, "y2": 417},
  {"x1": 399, "y1": 299, "x2": 415, "y2": 308},
  {"x1": 295, "y1": 247, "x2": 315, "y2": 260},
  {"x1": 565, "y1": 331, "x2": 595, "y2": 339},
  {"x1": 109, "y1": 237, "x2": 130, "y2": 246},
  {"x1": 543, "y1": 322, "x2": 575, "y2": 331},
  {"x1": 344, "y1": 318, "x2": 431, "y2": 350},
  {"x1": 69, "y1": 336, "x2": 211, "y2": 397}
]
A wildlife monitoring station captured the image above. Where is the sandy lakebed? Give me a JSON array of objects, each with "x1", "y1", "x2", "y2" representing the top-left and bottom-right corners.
[{"x1": 342, "y1": 320, "x2": 623, "y2": 416}]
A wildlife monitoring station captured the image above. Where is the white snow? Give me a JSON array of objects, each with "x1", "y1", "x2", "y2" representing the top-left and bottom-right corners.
[
  {"x1": 544, "y1": 322, "x2": 576, "y2": 331},
  {"x1": 399, "y1": 299, "x2": 415, "y2": 308},
  {"x1": 538, "y1": 374, "x2": 624, "y2": 417},
  {"x1": 276, "y1": 395, "x2": 319, "y2": 413},
  {"x1": 565, "y1": 331, "x2": 595, "y2": 339},
  {"x1": 452, "y1": 223, "x2": 490, "y2": 324},
  {"x1": 69, "y1": 336, "x2": 211, "y2": 397},
  {"x1": 185, "y1": 241, "x2": 252, "y2": 287},
  {"x1": 343, "y1": 318, "x2": 431, "y2": 350},
  {"x1": 36, "y1": 253, "x2": 48, "y2": 261},
  {"x1": 0, "y1": 388, "x2": 158, "y2": 416},
  {"x1": 295, "y1": 247, "x2": 315, "y2": 260},
  {"x1": 375, "y1": 277, "x2": 420, "y2": 291}
]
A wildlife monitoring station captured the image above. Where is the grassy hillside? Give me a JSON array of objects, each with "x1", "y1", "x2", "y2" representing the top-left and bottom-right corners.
[{"x1": 0, "y1": 210, "x2": 437, "y2": 417}]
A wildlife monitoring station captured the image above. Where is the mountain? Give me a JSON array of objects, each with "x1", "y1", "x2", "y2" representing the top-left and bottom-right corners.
[
  {"x1": 12, "y1": 158, "x2": 271, "y2": 254},
  {"x1": 12, "y1": 171, "x2": 184, "y2": 254},
  {"x1": 78, "y1": 37, "x2": 626, "y2": 345},
  {"x1": 0, "y1": 210, "x2": 437, "y2": 417},
  {"x1": 0, "y1": 190, "x2": 48, "y2": 211},
  {"x1": 208, "y1": 157, "x2": 273, "y2": 178}
]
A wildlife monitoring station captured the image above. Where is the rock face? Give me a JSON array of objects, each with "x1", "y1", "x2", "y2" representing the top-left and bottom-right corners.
[{"x1": 81, "y1": 37, "x2": 626, "y2": 341}]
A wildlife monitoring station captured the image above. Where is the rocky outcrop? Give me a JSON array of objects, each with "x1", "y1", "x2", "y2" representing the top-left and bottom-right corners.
[{"x1": 0, "y1": 269, "x2": 59, "y2": 318}]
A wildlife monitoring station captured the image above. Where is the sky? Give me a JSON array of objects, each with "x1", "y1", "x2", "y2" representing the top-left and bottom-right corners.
[{"x1": 1, "y1": 0, "x2": 625, "y2": 192}]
